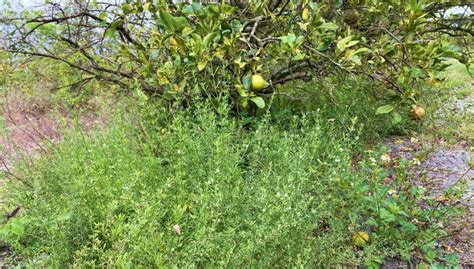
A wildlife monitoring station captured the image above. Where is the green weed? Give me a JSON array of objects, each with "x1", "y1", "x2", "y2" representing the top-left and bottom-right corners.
[
  {"x1": 454, "y1": 87, "x2": 473, "y2": 100},
  {"x1": 0, "y1": 103, "x2": 466, "y2": 267},
  {"x1": 420, "y1": 74, "x2": 474, "y2": 144}
]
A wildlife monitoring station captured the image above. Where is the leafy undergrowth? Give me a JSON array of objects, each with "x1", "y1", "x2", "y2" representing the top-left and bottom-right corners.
[
  {"x1": 0, "y1": 102, "x2": 466, "y2": 267},
  {"x1": 421, "y1": 60, "x2": 474, "y2": 144}
]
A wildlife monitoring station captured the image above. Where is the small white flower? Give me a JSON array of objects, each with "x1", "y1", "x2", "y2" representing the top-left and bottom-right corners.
[
  {"x1": 173, "y1": 224, "x2": 181, "y2": 235},
  {"x1": 380, "y1": 153, "x2": 391, "y2": 163},
  {"x1": 388, "y1": 189, "x2": 397, "y2": 195},
  {"x1": 412, "y1": 157, "x2": 421, "y2": 166}
]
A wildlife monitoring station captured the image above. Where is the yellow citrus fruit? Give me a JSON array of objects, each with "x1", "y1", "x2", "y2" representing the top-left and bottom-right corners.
[
  {"x1": 352, "y1": 231, "x2": 369, "y2": 246},
  {"x1": 411, "y1": 105, "x2": 426, "y2": 120},
  {"x1": 169, "y1": 37, "x2": 179, "y2": 51},
  {"x1": 251, "y1": 74, "x2": 267, "y2": 91}
]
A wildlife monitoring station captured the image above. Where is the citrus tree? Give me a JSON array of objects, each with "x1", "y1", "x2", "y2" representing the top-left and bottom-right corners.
[{"x1": 1, "y1": 0, "x2": 472, "y2": 114}]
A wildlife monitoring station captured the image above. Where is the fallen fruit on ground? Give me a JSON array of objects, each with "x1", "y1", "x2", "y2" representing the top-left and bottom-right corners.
[
  {"x1": 352, "y1": 231, "x2": 369, "y2": 246},
  {"x1": 411, "y1": 105, "x2": 426, "y2": 120}
]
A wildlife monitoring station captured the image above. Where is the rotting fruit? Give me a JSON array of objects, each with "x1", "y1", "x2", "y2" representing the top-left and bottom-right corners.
[
  {"x1": 411, "y1": 105, "x2": 426, "y2": 120},
  {"x1": 352, "y1": 231, "x2": 369, "y2": 246}
]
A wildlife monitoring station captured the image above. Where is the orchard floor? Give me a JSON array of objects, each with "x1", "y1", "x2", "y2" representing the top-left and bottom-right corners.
[
  {"x1": 0, "y1": 79, "x2": 473, "y2": 267},
  {"x1": 381, "y1": 138, "x2": 473, "y2": 267},
  {"x1": 380, "y1": 78, "x2": 474, "y2": 267}
]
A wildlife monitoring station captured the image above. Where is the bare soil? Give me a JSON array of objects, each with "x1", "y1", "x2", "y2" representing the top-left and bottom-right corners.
[{"x1": 0, "y1": 93, "x2": 107, "y2": 172}]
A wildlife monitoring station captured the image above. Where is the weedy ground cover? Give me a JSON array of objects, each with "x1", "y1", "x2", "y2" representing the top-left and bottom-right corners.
[{"x1": 0, "y1": 99, "x2": 467, "y2": 267}]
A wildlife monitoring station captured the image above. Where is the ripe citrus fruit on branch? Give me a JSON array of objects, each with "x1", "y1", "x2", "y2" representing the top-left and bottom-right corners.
[
  {"x1": 251, "y1": 74, "x2": 268, "y2": 91},
  {"x1": 352, "y1": 231, "x2": 369, "y2": 246}
]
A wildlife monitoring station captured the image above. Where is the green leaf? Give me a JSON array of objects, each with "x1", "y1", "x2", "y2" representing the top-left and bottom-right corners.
[
  {"x1": 197, "y1": 60, "x2": 207, "y2": 71},
  {"x1": 337, "y1": 36, "x2": 353, "y2": 51},
  {"x1": 392, "y1": 112, "x2": 402, "y2": 125},
  {"x1": 337, "y1": 36, "x2": 359, "y2": 53},
  {"x1": 230, "y1": 19, "x2": 243, "y2": 32},
  {"x1": 0, "y1": 224, "x2": 10, "y2": 236},
  {"x1": 241, "y1": 98, "x2": 249, "y2": 108},
  {"x1": 346, "y1": 40, "x2": 359, "y2": 49},
  {"x1": 235, "y1": 84, "x2": 248, "y2": 97},
  {"x1": 99, "y1": 12, "x2": 107, "y2": 21},
  {"x1": 11, "y1": 222, "x2": 25, "y2": 236},
  {"x1": 294, "y1": 52, "x2": 305, "y2": 60},
  {"x1": 280, "y1": 33, "x2": 297, "y2": 44},
  {"x1": 109, "y1": 20, "x2": 122, "y2": 30},
  {"x1": 309, "y1": 2, "x2": 320, "y2": 11},
  {"x1": 297, "y1": 22, "x2": 310, "y2": 31},
  {"x1": 143, "y1": 3, "x2": 151, "y2": 11},
  {"x1": 173, "y1": 17, "x2": 190, "y2": 31},
  {"x1": 334, "y1": 0, "x2": 343, "y2": 8},
  {"x1": 319, "y1": 22, "x2": 338, "y2": 31},
  {"x1": 354, "y1": 47, "x2": 371, "y2": 55},
  {"x1": 204, "y1": 32, "x2": 218, "y2": 48},
  {"x1": 417, "y1": 263, "x2": 430, "y2": 269},
  {"x1": 207, "y1": 5, "x2": 220, "y2": 16},
  {"x1": 158, "y1": 10, "x2": 175, "y2": 30},
  {"x1": 182, "y1": 2, "x2": 204, "y2": 16},
  {"x1": 250, "y1": 97, "x2": 265, "y2": 108},
  {"x1": 121, "y1": 3, "x2": 134, "y2": 13},
  {"x1": 350, "y1": 55, "x2": 362, "y2": 65},
  {"x1": 317, "y1": 37, "x2": 334, "y2": 51},
  {"x1": 242, "y1": 74, "x2": 251, "y2": 90},
  {"x1": 181, "y1": 27, "x2": 193, "y2": 37},
  {"x1": 380, "y1": 208, "x2": 396, "y2": 223},
  {"x1": 375, "y1": 104, "x2": 394, "y2": 115},
  {"x1": 105, "y1": 20, "x2": 122, "y2": 38}
]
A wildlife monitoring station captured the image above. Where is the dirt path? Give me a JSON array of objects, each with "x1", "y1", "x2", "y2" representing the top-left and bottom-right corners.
[
  {"x1": 384, "y1": 137, "x2": 473, "y2": 265},
  {"x1": 382, "y1": 83, "x2": 474, "y2": 266}
]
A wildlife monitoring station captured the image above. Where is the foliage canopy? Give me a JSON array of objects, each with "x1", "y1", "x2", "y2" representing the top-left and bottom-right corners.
[{"x1": 1, "y1": 0, "x2": 473, "y2": 112}]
